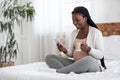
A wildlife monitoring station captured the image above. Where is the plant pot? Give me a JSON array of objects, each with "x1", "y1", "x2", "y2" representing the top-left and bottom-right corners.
[{"x1": 0, "y1": 62, "x2": 14, "y2": 68}]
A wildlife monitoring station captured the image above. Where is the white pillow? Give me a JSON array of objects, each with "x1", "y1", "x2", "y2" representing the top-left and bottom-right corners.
[{"x1": 103, "y1": 35, "x2": 120, "y2": 60}]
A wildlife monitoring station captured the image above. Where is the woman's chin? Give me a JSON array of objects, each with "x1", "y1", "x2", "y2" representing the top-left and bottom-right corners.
[
  {"x1": 76, "y1": 28, "x2": 80, "y2": 30},
  {"x1": 76, "y1": 26, "x2": 81, "y2": 29}
]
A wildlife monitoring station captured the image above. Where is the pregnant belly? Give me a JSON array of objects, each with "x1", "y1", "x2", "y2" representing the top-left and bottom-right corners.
[{"x1": 73, "y1": 51, "x2": 88, "y2": 61}]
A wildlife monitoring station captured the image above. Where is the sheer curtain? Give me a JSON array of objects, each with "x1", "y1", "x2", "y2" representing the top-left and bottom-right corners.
[{"x1": 19, "y1": 0, "x2": 92, "y2": 64}]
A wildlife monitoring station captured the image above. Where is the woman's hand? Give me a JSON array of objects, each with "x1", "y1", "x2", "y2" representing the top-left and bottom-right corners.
[
  {"x1": 57, "y1": 43, "x2": 67, "y2": 54},
  {"x1": 81, "y1": 43, "x2": 91, "y2": 53}
]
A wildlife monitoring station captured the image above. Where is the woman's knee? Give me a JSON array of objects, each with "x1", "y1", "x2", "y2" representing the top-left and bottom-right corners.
[
  {"x1": 82, "y1": 56, "x2": 96, "y2": 62},
  {"x1": 84, "y1": 56, "x2": 100, "y2": 72},
  {"x1": 45, "y1": 55, "x2": 53, "y2": 61},
  {"x1": 45, "y1": 55, "x2": 58, "y2": 62}
]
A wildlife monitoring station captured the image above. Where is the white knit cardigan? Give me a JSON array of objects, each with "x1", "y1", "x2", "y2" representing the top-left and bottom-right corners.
[{"x1": 67, "y1": 26, "x2": 104, "y2": 60}]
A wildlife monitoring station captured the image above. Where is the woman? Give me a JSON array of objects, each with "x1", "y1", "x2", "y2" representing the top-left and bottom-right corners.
[{"x1": 45, "y1": 6, "x2": 106, "y2": 74}]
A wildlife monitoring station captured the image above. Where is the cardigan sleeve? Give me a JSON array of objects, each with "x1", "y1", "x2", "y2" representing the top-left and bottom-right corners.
[{"x1": 88, "y1": 29, "x2": 104, "y2": 59}]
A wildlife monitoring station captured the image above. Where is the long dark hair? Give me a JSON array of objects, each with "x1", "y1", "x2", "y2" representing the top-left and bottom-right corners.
[
  {"x1": 72, "y1": 6, "x2": 106, "y2": 69},
  {"x1": 72, "y1": 6, "x2": 98, "y2": 29}
]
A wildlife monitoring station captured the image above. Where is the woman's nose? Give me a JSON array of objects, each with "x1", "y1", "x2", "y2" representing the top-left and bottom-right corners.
[{"x1": 73, "y1": 21, "x2": 77, "y2": 25}]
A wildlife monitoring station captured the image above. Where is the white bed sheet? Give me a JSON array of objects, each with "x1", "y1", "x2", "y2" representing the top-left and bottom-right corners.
[{"x1": 0, "y1": 60, "x2": 120, "y2": 80}]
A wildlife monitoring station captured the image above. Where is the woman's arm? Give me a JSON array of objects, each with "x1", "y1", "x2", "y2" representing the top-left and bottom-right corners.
[
  {"x1": 66, "y1": 30, "x2": 78, "y2": 57},
  {"x1": 88, "y1": 30, "x2": 104, "y2": 59},
  {"x1": 57, "y1": 43, "x2": 68, "y2": 53}
]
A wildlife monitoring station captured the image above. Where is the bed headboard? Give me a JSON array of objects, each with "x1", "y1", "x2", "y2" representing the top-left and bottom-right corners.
[{"x1": 96, "y1": 22, "x2": 120, "y2": 36}]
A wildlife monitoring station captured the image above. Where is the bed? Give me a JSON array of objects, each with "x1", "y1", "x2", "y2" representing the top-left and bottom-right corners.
[{"x1": 0, "y1": 22, "x2": 120, "y2": 80}]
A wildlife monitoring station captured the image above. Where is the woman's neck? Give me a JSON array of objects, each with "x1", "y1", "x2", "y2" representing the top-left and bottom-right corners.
[
  {"x1": 76, "y1": 25, "x2": 89, "y2": 39},
  {"x1": 80, "y1": 24, "x2": 89, "y2": 34}
]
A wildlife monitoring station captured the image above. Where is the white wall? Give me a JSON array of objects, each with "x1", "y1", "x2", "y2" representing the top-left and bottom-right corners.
[{"x1": 91, "y1": 0, "x2": 120, "y2": 23}]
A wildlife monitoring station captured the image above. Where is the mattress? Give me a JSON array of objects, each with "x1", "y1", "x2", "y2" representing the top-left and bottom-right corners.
[{"x1": 0, "y1": 60, "x2": 120, "y2": 80}]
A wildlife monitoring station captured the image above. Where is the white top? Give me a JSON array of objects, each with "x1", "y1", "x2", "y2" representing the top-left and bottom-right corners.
[
  {"x1": 67, "y1": 26, "x2": 104, "y2": 60},
  {"x1": 73, "y1": 38, "x2": 86, "y2": 51}
]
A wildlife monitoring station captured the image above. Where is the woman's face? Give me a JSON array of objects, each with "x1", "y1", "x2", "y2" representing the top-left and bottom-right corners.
[{"x1": 72, "y1": 14, "x2": 87, "y2": 29}]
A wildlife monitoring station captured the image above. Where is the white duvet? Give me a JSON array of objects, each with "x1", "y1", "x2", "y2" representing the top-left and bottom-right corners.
[{"x1": 0, "y1": 60, "x2": 120, "y2": 80}]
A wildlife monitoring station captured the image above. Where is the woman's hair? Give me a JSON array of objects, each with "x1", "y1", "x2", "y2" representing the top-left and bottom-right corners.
[{"x1": 72, "y1": 6, "x2": 98, "y2": 29}]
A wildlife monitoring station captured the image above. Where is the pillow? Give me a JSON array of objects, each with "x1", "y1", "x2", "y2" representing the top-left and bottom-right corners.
[{"x1": 103, "y1": 35, "x2": 120, "y2": 60}]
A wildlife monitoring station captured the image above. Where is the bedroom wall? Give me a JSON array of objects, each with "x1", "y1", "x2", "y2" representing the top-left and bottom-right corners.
[{"x1": 91, "y1": 0, "x2": 120, "y2": 23}]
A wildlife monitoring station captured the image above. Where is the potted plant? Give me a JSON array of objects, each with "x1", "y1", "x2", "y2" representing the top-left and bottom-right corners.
[{"x1": 0, "y1": 0, "x2": 35, "y2": 67}]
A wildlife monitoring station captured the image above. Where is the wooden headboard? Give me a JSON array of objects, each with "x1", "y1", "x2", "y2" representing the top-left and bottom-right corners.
[{"x1": 96, "y1": 22, "x2": 120, "y2": 36}]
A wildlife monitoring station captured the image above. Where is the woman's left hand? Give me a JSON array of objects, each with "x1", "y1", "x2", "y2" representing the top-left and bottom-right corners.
[{"x1": 81, "y1": 42, "x2": 91, "y2": 53}]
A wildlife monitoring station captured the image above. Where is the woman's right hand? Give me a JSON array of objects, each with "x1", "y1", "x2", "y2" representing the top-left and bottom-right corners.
[{"x1": 57, "y1": 43, "x2": 67, "y2": 54}]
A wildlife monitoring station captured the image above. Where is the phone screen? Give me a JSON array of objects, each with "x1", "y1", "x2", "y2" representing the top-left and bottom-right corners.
[{"x1": 54, "y1": 39, "x2": 63, "y2": 46}]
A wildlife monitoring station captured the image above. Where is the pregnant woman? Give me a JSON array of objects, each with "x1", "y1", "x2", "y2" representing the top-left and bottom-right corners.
[{"x1": 45, "y1": 6, "x2": 106, "y2": 74}]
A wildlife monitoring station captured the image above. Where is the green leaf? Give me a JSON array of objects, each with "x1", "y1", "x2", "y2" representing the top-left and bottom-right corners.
[
  {"x1": 4, "y1": 22, "x2": 8, "y2": 31},
  {"x1": 0, "y1": 22, "x2": 4, "y2": 32},
  {"x1": 8, "y1": 23, "x2": 12, "y2": 34},
  {"x1": 13, "y1": 49, "x2": 17, "y2": 59},
  {"x1": 2, "y1": 1, "x2": 7, "y2": 8},
  {"x1": 0, "y1": 46, "x2": 4, "y2": 63},
  {"x1": 3, "y1": 10, "x2": 8, "y2": 18},
  {"x1": 0, "y1": 47, "x2": 3, "y2": 53}
]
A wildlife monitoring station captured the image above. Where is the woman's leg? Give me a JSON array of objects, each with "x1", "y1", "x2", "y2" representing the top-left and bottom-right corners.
[
  {"x1": 57, "y1": 56, "x2": 101, "y2": 74},
  {"x1": 45, "y1": 54, "x2": 74, "y2": 69}
]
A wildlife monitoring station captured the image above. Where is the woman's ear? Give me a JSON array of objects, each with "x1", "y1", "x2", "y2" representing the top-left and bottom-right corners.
[{"x1": 84, "y1": 17, "x2": 87, "y2": 22}]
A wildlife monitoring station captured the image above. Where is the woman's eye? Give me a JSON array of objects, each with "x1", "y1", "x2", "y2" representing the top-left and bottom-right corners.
[
  {"x1": 77, "y1": 20, "x2": 80, "y2": 22},
  {"x1": 73, "y1": 19, "x2": 80, "y2": 23}
]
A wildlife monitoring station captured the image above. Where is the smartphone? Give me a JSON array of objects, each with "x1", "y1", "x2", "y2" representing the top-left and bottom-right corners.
[{"x1": 54, "y1": 39, "x2": 63, "y2": 46}]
